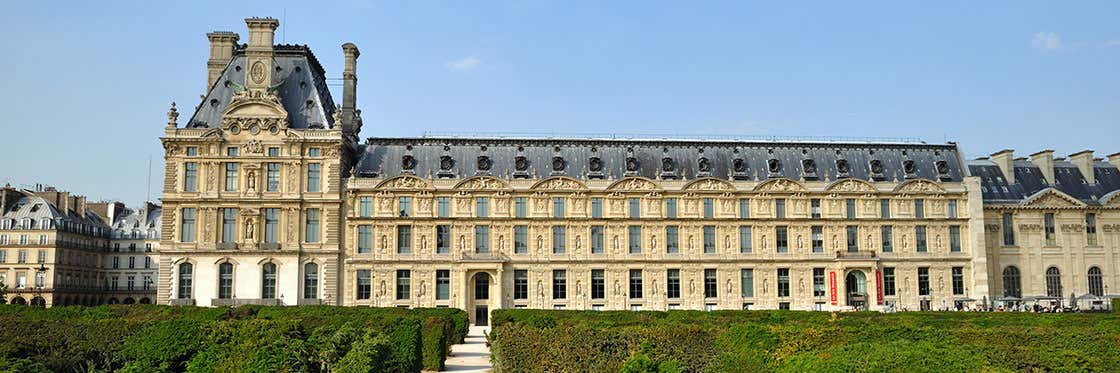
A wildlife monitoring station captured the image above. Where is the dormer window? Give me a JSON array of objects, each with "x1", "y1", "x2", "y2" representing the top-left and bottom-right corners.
[
  {"x1": 625, "y1": 157, "x2": 640, "y2": 173},
  {"x1": 401, "y1": 155, "x2": 417, "y2": 173},
  {"x1": 439, "y1": 156, "x2": 454, "y2": 171},
  {"x1": 697, "y1": 157, "x2": 711, "y2": 174},
  {"x1": 732, "y1": 158, "x2": 749, "y2": 180},
  {"x1": 477, "y1": 156, "x2": 492, "y2": 172},
  {"x1": 513, "y1": 155, "x2": 530, "y2": 179},
  {"x1": 935, "y1": 160, "x2": 951, "y2": 180},
  {"x1": 836, "y1": 159, "x2": 851, "y2": 177},
  {"x1": 768, "y1": 159, "x2": 782, "y2": 174},
  {"x1": 903, "y1": 160, "x2": 917, "y2": 177},
  {"x1": 552, "y1": 156, "x2": 566, "y2": 173}
]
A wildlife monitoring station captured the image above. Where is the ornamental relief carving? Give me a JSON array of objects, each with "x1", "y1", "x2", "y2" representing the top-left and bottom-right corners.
[
  {"x1": 894, "y1": 179, "x2": 945, "y2": 194},
  {"x1": 456, "y1": 176, "x2": 509, "y2": 191},
  {"x1": 683, "y1": 178, "x2": 734, "y2": 192},
  {"x1": 377, "y1": 175, "x2": 431, "y2": 190},
  {"x1": 754, "y1": 178, "x2": 805, "y2": 193},
  {"x1": 532, "y1": 177, "x2": 586, "y2": 191},
  {"x1": 828, "y1": 179, "x2": 877, "y2": 193},
  {"x1": 608, "y1": 177, "x2": 659, "y2": 192},
  {"x1": 1026, "y1": 193, "x2": 1080, "y2": 208}
]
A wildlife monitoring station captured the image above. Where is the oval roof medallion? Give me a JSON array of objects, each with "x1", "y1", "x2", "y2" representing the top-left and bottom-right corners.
[{"x1": 250, "y1": 61, "x2": 266, "y2": 84}]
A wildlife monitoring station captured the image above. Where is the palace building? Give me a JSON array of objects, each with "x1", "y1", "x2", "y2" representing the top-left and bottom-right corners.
[{"x1": 156, "y1": 17, "x2": 1119, "y2": 324}]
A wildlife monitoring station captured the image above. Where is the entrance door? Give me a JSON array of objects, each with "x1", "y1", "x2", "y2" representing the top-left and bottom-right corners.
[
  {"x1": 845, "y1": 271, "x2": 867, "y2": 310},
  {"x1": 475, "y1": 306, "x2": 489, "y2": 326}
]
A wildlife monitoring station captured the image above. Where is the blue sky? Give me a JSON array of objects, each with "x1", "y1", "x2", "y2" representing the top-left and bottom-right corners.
[{"x1": 1, "y1": 1, "x2": 1118, "y2": 204}]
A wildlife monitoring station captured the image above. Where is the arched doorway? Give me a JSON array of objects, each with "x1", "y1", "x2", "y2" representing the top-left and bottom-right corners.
[
  {"x1": 108, "y1": 298, "x2": 120, "y2": 304},
  {"x1": 845, "y1": 271, "x2": 868, "y2": 310},
  {"x1": 10, "y1": 297, "x2": 26, "y2": 305},
  {"x1": 123, "y1": 298, "x2": 136, "y2": 305},
  {"x1": 30, "y1": 297, "x2": 46, "y2": 308},
  {"x1": 139, "y1": 297, "x2": 152, "y2": 304},
  {"x1": 472, "y1": 272, "x2": 492, "y2": 326}
]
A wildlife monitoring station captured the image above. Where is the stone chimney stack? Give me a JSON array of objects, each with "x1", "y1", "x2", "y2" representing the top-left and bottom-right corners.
[
  {"x1": 243, "y1": 17, "x2": 279, "y2": 93},
  {"x1": 341, "y1": 43, "x2": 361, "y2": 137},
  {"x1": 1109, "y1": 152, "x2": 1120, "y2": 168},
  {"x1": 74, "y1": 196, "x2": 87, "y2": 217},
  {"x1": 1069, "y1": 150, "x2": 1095, "y2": 185},
  {"x1": 990, "y1": 149, "x2": 1015, "y2": 184},
  {"x1": 206, "y1": 31, "x2": 240, "y2": 92},
  {"x1": 1030, "y1": 150, "x2": 1055, "y2": 185}
]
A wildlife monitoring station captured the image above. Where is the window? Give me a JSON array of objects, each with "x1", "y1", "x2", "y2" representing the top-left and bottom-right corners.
[
  {"x1": 397, "y1": 225, "x2": 412, "y2": 254},
  {"x1": 221, "y1": 208, "x2": 237, "y2": 243},
  {"x1": 553, "y1": 270, "x2": 566, "y2": 299},
  {"x1": 360, "y1": 197, "x2": 373, "y2": 217},
  {"x1": 949, "y1": 226, "x2": 961, "y2": 252},
  {"x1": 551, "y1": 226, "x2": 566, "y2": 254},
  {"x1": 951, "y1": 267, "x2": 964, "y2": 295},
  {"x1": 111, "y1": 276, "x2": 119, "y2": 290},
  {"x1": 628, "y1": 225, "x2": 642, "y2": 254},
  {"x1": 184, "y1": 162, "x2": 198, "y2": 192},
  {"x1": 775, "y1": 199, "x2": 786, "y2": 219},
  {"x1": 225, "y1": 162, "x2": 239, "y2": 191},
  {"x1": 514, "y1": 226, "x2": 528, "y2": 254},
  {"x1": 437, "y1": 197, "x2": 450, "y2": 218},
  {"x1": 948, "y1": 200, "x2": 958, "y2": 219},
  {"x1": 261, "y1": 263, "x2": 277, "y2": 299},
  {"x1": 665, "y1": 198, "x2": 678, "y2": 219},
  {"x1": 309, "y1": 148, "x2": 321, "y2": 157},
  {"x1": 1086, "y1": 213, "x2": 1098, "y2": 246},
  {"x1": 399, "y1": 197, "x2": 412, "y2": 217},
  {"x1": 741, "y1": 269, "x2": 754, "y2": 298},
  {"x1": 1002, "y1": 266, "x2": 1021, "y2": 298},
  {"x1": 811, "y1": 226, "x2": 824, "y2": 253},
  {"x1": 704, "y1": 269, "x2": 718, "y2": 298},
  {"x1": 144, "y1": 257, "x2": 151, "y2": 269},
  {"x1": 738, "y1": 199, "x2": 750, "y2": 219},
  {"x1": 880, "y1": 199, "x2": 891, "y2": 218},
  {"x1": 553, "y1": 197, "x2": 566, "y2": 218},
  {"x1": 475, "y1": 273, "x2": 489, "y2": 300},
  {"x1": 128, "y1": 256, "x2": 135, "y2": 269},
  {"x1": 739, "y1": 226, "x2": 752, "y2": 253},
  {"x1": 112, "y1": 257, "x2": 120, "y2": 269},
  {"x1": 777, "y1": 268, "x2": 790, "y2": 297},
  {"x1": 1044, "y1": 213, "x2": 1056, "y2": 246},
  {"x1": 1045, "y1": 267, "x2": 1062, "y2": 297},
  {"x1": 703, "y1": 198, "x2": 714, "y2": 219},
  {"x1": 186, "y1": 146, "x2": 198, "y2": 156},
  {"x1": 515, "y1": 197, "x2": 528, "y2": 218},
  {"x1": 356, "y1": 270, "x2": 372, "y2": 300},
  {"x1": 304, "y1": 263, "x2": 318, "y2": 299},
  {"x1": 396, "y1": 270, "x2": 411, "y2": 300},
  {"x1": 143, "y1": 275, "x2": 152, "y2": 290},
  {"x1": 1001, "y1": 213, "x2": 1015, "y2": 246},
  {"x1": 227, "y1": 147, "x2": 239, "y2": 157},
  {"x1": 513, "y1": 270, "x2": 527, "y2": 300},
  {"x1": 846, "y1": 226, "x2": 858, "y2": 252},
  {"x1": 437, "y1": 225, "x2": 451, "y2": 254},
  {"x1": 218, "y1": 262, "x2": 233, "y2": 299},
  {"x1": 263, "y1": 208, "x2": 279, "y2": 243},
  {"x1": 883, "y1": 267, "x2": 896, "y2": 296},
  {"x1": 845, "y1": 199, "x2": 856, "y2": 219},
  {"x1": 628, "y1": 198, "x2": 641, "y2": 219},
  {"x1": 914, "y1": 199, "x2": 924, "y2": 219},
  {"x1": 267, "y1": 162, "x2": 280, "y2": 192},
  {"x1": 881, "y1": 226, "x2": 893, "y2": 252},
  {"x1": 918, "y1": 267, "x2": 930, "y2": 296},
  {"x1": 813, "y1": 268, "x2": 825, "y2": 297},
  {"x1": 476, "y1": 197, "x2": 490, "y2": 218},
  {"x1": 665, "y1": 226, "x2": 679, "y2": 254},
  {"x1": 703, "y1": 226, "x2": 716, "y2": 254},
  {"x1": 180, "y1": 208, "x2": 196, "y2": 243},
  {"x1": 1088, "y1": 267, "x2": 1104, "y2": 297},
  {"x1": 177, "y1": 263, "x2": 193, "y2": 299},
  {"x1": 666, "y1": 269, "x2": 680, "y2": 299},
  {"x1": 590, "y1": 198, "x2": 603, "y2": 218},
  {"x1": 357, "y1": 225, "x2": 373, "y2": 253},
  {"x1": 811, "y1": 199, "x2": 821, "y2": 219},
  {"x1": 474, "y1": 226, "x2": 490, "y2": 253},
  {"x1": 775, "y1": 226, "x2": 788, "y2": 253},
  {"x1": 629, "y1": 269, "x2": 643, "y2": 299},
  {"x1": 268, "y1": 147, "x2": 279, "y2": 157},
  {"x1": 591, "y1": 269, "x2": 605, "y2": 299},
  {"x1": 306, "y1": 209, "x2": 321, "y2": 243},
  {"x1": 915, "y1": 226, "x2": 927, "y2": 252}
]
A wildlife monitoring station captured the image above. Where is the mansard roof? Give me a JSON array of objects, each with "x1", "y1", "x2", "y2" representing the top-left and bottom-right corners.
[
  {"x1": 355, "y1": 137, "x2": 966, "y2": 183},
  {"x1": 0, "y1": 189, "x2": 108, "y2": 229},
  {"x1": 968, "y1": 159, "x2": 1120, "y2": 205},
  {"x1": 111, "y1": 205, "x2": 162, "y2": 232},
  {"x1": 184, "y1": 44, "x2": 337, "y2": 130}
]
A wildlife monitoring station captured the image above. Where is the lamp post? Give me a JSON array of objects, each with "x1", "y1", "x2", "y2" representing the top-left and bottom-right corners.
[{"x1": 33, "y1": 262, "x2": 47, "y2": 308}]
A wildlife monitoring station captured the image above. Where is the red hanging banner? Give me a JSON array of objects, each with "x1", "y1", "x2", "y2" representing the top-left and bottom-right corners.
[
  {"x1": 829, "y1": 271, "x2": 837, "y2": 305},
  {"x1": 875, "y1": 270, "x2": 884, "y2": 305}
]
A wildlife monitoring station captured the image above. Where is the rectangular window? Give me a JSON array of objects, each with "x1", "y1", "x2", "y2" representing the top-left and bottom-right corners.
[
  {"x1": 264, "y1": 208, "x2": 279, "y2": 243},
  {"x1": 914, "y1": 199, "x2": 925, "y2": 219},
  {"x1": 224, "y1": 163, "x2": 239, "y2": 192},
  {"x1": 552, "y1": 226, "x2": 566, "y2": 254},
  {"x1": 1087, "y1": 213, "x2": 1098, "y2": 246},
  {"x1": 221, "y1": 208, "x2": 237, "y2": 243},
  {"x1": 739, "y1": 226, "x2": 752, "y2": 253},
  {"x1": 553, "y1": 197, "x2": 566, "y2": 218},
  {"x1": 881, "y1": 226, "x2": 893, "y2": 252},
  {"x1": 227, "y1": 147, "x2": 238, "y2": 157},
  {"x1": 703, "y1": 226, "x2": 716, "y2": 254},
  {"x1": 665, "y1": 198, "x2": 678, "y2": 219},
  {"x1": 396, "y1": 225, "x2": 412, "y2": 254},
  {"x1": 184, "y1": 162, "x2": 198, "y2": 192},
  {"x1": 186, "y1": 146, "x2": 198, "y2": 156},
  {"x1": 514, "y1": 270, "x2": 528, "y2": 300},
  {"x1": 948, "y1": 200, "x2": 958, "y2": 219},
  {"x1": 704, "y1": 269, "x2": 718, "y2": 298},
  {"x1": 590, "y1": 226, "x2": 604, "y2": 254},
  {"x1": 306, "y1": 209, "x2": 321, "y2": 243},
  {"x1": 915, "y1": 226, "x2": 927, "y2": 252},
  {"x1": 591, "y1": 269, "x2": 605, "y2": 299},
  {"x1": 883, "y1": 267, "x2": 896, "y2": 296},
  {"x1": 811, "y1": 199, "x2": 821, "y2": 219},
  {"x1": 359, "y1": 197, "x2": 373, "y2": 217},
  {"x1": 590, "y1": 198, "x2": 602, "y2": 218},
  {"x1": 399, "y1": 197, "x2": 412, "y2": 217},
  {"x1": 515, "y1": 197, "x2": 528, "y2": 218},
  {"x1": 629, "y1": 269, "x2": 643, "y2": 299},
  {"x1": 813, "y1": 268, "x2": 825, "y2": 297},
  {"x1": 357, "y1": 270, "x2": 371, "y2": 300},
  {"x1": 552, "y1": 270, "x2": 567, "y2": 299},
  {"x1": 476, "y1": 197, "x2": 490, "y2": 218},
  {"x1": 880, "y1": 199, "x2": 891, "y2": 218},
  {"x1": 396, "y1": 270, "x2": 411, "y2": 300},
  {"x1": 267, "y1": 147, "x2": 279, "y2": 157},
  {"x1": 775, "y1": 226, "x2": 788, "y2": 253},
  {"x1": 628, "y1": 225, "x2": 642, "y2": 254},
  {"x1": 1044, "y1": 213, "x2": 1056, "y2": 246},
  {"x1": 357, "y1": 225, "x2": 373, "y2": 253},
  {"x1": 513, "y1": 226, "x2": 528, "y2": 254},
  {"x1": 812, "y1": 226, "x2": 824, "y2": 253},
  {"x1": 775, "y1": 199, "x2": 786, "y2": 219},
  {"x1": 739, "y1": 199, "x2": 750, "y2": 219},
  {"x1": 113, "y1": 257, "x2": 119, "y2": 269},
  {"x1": 1002, "y1": 213, "x2": 1015, "y2": 246},
  {"x1": 666, "y1": 269, "x2": 680, "y2": 299},
  {"x1": 846, "y1": 199, "x2": 856, "y2": 219},
  {"x1": 128, "y1": 256, "x2": 135, "y2": 269},
  {"x1": 437, "y1": 197, "x2": 450, "y2": 218},
  {"x1": 949, "y1": 226, "x2": 961, "y2": 252},
  {"x1": 437, "y1": 225, "x2": 451, "y2": 254},
  {"x1": 474, "y1": 226, "x2": 489, "y2": 253},
  {"x1": 266, "y1": 162, "x2": 280, "y2": 192},
  {"x1": 918, "y1": 267, "x2": 930, "y2": 296},
  {"x1": 666, "y1": 226, "x2": 679, "y2": 254},
  {"x1": 145, "y1": 257, "x2": 151, "y2": 269},
  {"x1": 777, "y1": 268, "x2": 790, "y2": 297},
  {"x1": 741, "y1": 269, "x2": 754, "y2": 298},
  {"x1": 180, "y1": 208, "x2": 196, "y2": 243},
  {"x1": 628, "y1": 198, "x2": 641, "y2": 219},
  {"x1": 703, "y1": 198, "x2": 714, "y2": 219},
  {"x1": 846, "y1": 226, "x2": 858, "y2": 252},
  {"x1": 952, "y1": 267, "x2": 964, "y2": 295},
  {"x1": 436, "y1": 270, "x2": 451, "y2": 300}
]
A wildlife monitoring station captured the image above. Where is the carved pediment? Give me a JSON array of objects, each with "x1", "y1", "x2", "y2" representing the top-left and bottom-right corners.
[
  {"x1": 1022, "y1": 188, "x2": 1085, "y2": 208},
  {"x1": 826, "y1": 179, "x2": 877, "y2": 193},
  {"x1": 893, "y1": 179, "x2": 945, "y2": 194},
  {"x1": 375, "y1": 175, "x2": 433, "y2": 190},
  {"x1": 754, "y1": 178, "x2": 806, "y2": 193},
  {"x1": 683, "y1": 178, "x2": 735, "y2": 192},
  {"x1": 607, "y1": 177, "x2": 661, "y2": 192},
  {"x1": 531, "y1": 176, "x2": 588, "y2": 191},
  {"x1": 1100, "y1": 190, "x2": 1120, "y2": 207},
  {"x1": 455, "y1": 176, "x2": 510, "y2": 191},
  {"x1": 221, "y1": 90, "x2": 289, "y2": 132}
]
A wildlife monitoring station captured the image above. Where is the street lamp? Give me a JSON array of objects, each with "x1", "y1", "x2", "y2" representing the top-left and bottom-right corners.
[{"x1": 33, "y1": 263, "x2": 47, "y2": 308}]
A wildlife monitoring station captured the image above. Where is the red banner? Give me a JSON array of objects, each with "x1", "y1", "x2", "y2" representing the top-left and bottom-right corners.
[
  {"x1": 829, "y1": 271, "x2": 837, "y2": 305},
  {"x1": 875, "y1": 270, "x2": 884, "y2": 305}
]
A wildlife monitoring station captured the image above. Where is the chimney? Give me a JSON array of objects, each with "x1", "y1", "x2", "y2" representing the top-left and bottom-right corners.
[
  {"x1": 74, "y1": 196, "x2": 87, "y2": 217},
  {"x1": 206, "y1": 31, "x2": 240, "y2": 92},
  {"x1": 1030, "y1": 150, "x2": 1055, "y2": 185},
  {"x1": 990, "y1": 149, "x2": 1015, "y2": 184},
  {"x1": 1069, "y1": 150, "x2": 1095, "y2": 185},
  {"x1": 243, "y1": 17, "x2": 279, "y2": 93},
  {"x1": 340, "y1": 42, "x2": 361, "y2": 137},
  {"x1": 1109, "y1": 152, "x2": 1120, "y2": 168}
]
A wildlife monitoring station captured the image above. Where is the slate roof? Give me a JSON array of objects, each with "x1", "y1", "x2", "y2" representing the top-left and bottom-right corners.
[
  {"x1": 355, "y1": 137, "x2": 966, "y2": 183},
  {"x1": 0, "y1": 190, "x2": 108, "y2": 230},
  {"x1": 967, "y1": 159, "x2": 1120, "y2": 204},
  {"x1": 184, "y1": 44, "x2": 337, "y2": 130},
  {"x1": 111, "y1": 205, "x2": 162, "y2": 234}
]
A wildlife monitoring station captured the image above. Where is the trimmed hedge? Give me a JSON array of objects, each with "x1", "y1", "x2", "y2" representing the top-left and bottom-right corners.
[
  {"x1": 0, "y1": 305, "x2": 466, "y2": 372},
  {"x1": 490, "y1": 309, "x2": 1120, "y2": 372}
]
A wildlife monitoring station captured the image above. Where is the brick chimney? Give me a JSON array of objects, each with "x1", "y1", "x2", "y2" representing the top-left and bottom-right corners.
[
  {"x1": 206, "y1": 31, "x2": 240, "y2": 92},
  {"x1": 989, "y1": 149, "x2": 1015, "y2": 184},
  {"x1": 1069, "y1": 150, "x2": 1095, "y2": 185},
  {"x1": 243, "y1": 17, "x2": 279, "y2": 93},
  {"x1": 1030, "y1": 150, "x2": 1055, "y2": 185},
  {"x1": 340, "y1": 42, "x2": 361, "y2": 137}
]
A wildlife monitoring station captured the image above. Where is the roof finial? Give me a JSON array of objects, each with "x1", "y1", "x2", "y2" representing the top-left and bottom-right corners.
[{"x1": 166, "y1": 102, "x2": 179, "y2": 128}]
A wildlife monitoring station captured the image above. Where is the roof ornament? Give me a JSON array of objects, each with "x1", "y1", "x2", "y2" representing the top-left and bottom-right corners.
[
  {"x1": 332, "y1": 104, "x2": 343, "y2": 126},
  {"x1": 166, "y1": 102, "x2": 179, "y2": 128}
]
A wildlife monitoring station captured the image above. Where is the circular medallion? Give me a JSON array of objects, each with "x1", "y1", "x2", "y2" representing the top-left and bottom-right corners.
[{"x1": 250, "y1": 61, "x2": 266, "y2": 84}]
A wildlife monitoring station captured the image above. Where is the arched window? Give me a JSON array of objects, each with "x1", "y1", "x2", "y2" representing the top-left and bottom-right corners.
[
  {"x1": 177, "y1": 263, "x2": 193, "y2": 299},
  {"x1": 1088, "y1": 267, "x2": 1104, "y2": 297},
  {"x1": 303, "y1": 263, "x2": 319, "y2": 300},
  {"x1": 218, "y1": 262, "x2": 234, "y2": 299},
  {"x1": 1002, "y1": 266, "x2": 1021, "y2": 298},
  {"x1": 262, "y1": 263, "x2": 277, "y2": 299},
  {"x1": 1045, "y1": 267, "x2": 1062, "y2": 297}
]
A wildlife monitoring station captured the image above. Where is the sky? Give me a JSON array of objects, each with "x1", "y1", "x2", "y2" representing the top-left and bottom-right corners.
[{"x1": 1, "y1": 1, "x2": 1118, "y2": 204}]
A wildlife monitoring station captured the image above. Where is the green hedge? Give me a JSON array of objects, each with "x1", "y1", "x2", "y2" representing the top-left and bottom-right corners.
[
  {"x1": 490, "y1": 309, "x2": 1120, "y2": 372},
  {"x1": 0, "y1": 305, "x2": 466, "y2": 372}
]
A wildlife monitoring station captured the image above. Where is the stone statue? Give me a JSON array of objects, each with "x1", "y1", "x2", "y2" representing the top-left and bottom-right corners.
[
  {"x1": 247, "y1": 170, "x2": 256, "y2": 191},
  {"x1": 419, "y1": 280, "x2": 427, "y2": 296},
  {"x1": 576, "y1": 280, "x2": 583, "y2": 296},
  {"x1": 689, "y1": 279, "x2": 696, "y2": 295},
  {"x1": 726, "y1": 279, "x2": 732, "y2": 294},
  {"x1": 762, "y1": 278, "x2": 769, "y2": 294},
  {"x1": 614, "y1": 279, "x2": 621, "y2": 295},
  {"x1": 245, "y1": 218, "x2": 255, "y2": 241},
  {"x1": 498, "y1": 235, "x2": 506, "y2": 253},
  {"x1": 650, "y1": 235, "x2": 657, "y2": 250}
]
